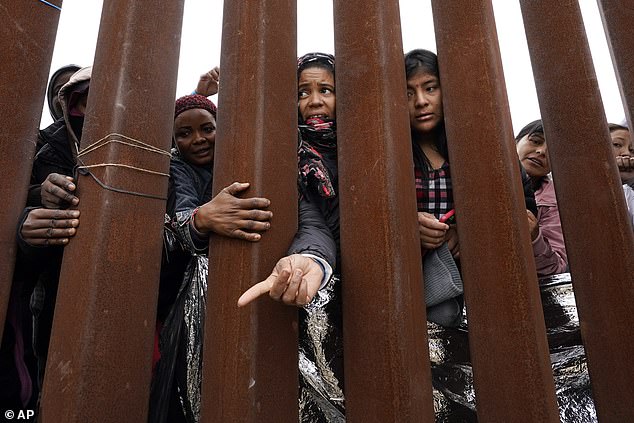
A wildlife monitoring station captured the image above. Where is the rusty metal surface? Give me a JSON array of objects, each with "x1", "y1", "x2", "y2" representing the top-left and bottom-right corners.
[
  {"x1": 0, "y1": 0, "x2": 62, "y2": 342},
  {"x1": 38, "y1": 1, "x2": 184, "y2": 421},
  {"x1": 431, "y1": 1, "x2": 560, "y2": 421},
  {"x1": 520, "y1": 1, "x2": 634, "y2": 421},
  {"x1": 597, "y1": 1, "x2": 634, "y2": 127},
  {"x1": 199, "y1": 1, "x2": 299, "y2": 422},
  {"x1": 333, "y1": 1, "x2": 435, "y2": 421}
]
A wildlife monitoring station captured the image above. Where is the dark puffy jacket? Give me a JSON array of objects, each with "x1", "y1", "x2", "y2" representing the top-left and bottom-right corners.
[{"x1": 15, "y1": 67, "x2": 91, "y2": 388}]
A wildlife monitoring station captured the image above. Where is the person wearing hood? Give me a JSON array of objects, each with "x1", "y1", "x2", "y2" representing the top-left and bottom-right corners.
[
  {"x1": 46, "y1": 64, "x2": 81, "y2": 122},
  {"x1": 0, "y1": 65, "x2": 84, "y2": 416},
  {"x1": 15, "y1": 67, "x2": 91, "y2": 398}
]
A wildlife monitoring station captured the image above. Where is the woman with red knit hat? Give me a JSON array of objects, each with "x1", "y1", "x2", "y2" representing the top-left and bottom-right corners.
[{"x1": 149, "y1": 94, "x2": 273, "y2": 423}]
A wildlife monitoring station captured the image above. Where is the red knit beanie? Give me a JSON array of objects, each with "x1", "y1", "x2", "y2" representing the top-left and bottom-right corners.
[{"x1": 174, "y1": 94, "x2": 217, "y2": 119}]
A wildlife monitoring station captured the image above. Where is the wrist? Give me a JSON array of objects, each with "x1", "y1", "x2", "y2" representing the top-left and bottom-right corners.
[
  {"x1": 301, "y1": 253, "x2": 332, "y2": 290},
  {"x1": 191, "y1": 207, "x2": 204, "y2": 233}
]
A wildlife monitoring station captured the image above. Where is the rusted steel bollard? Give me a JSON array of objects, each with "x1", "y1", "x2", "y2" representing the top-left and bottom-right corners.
[
  {"x1": 333, "y1": 1, "x2": 435, "y2": 421},
  {"x1": 521, "y1": 1, "x2": 634, "y2": 421},
  {"x1": 597, "y1": 2, "x2": 634, "y2": 131},
  {"x1": 199, "y1": 1, "x2": 299, "y2": 422},
  {"x1": 0, "y1": 0, "x2": 63, "y2": 342},
  {"x1": 39, "y1": 0, "x2": 184, "y2": 421},
  {"x1": 432, "y1": 1, "x2": 560, "y2": 421}
]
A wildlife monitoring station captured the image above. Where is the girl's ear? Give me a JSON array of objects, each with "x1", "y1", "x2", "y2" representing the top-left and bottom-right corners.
[{"x1": 172, "y1": 135, "x2": 180, "y2": 154}]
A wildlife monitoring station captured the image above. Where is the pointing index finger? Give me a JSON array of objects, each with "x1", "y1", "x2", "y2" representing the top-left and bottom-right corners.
[{"x1": 237, "y1": 274, "x2": 276, "y2": 307}]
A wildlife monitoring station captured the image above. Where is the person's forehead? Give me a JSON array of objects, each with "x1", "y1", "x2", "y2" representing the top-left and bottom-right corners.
[
  {"x1": 299, "y1": 67, "x2": 334, "y2": 82},
  {"x1": 175, "y1": 108, "x2": 215, "y2": 125},
  {"x1": 407, "y1": 71, "x2": 438, "y2": 85},
  {"x1": 611, "y1": 128, "x2": 630, "y2": 137}
]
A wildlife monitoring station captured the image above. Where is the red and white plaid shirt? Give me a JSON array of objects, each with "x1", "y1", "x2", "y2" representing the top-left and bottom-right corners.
[{"x1": 415, "y1": 162, "x2": 453, "y2": 219}]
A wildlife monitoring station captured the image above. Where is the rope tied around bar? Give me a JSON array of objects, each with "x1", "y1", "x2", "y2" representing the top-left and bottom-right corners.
[
  {"x1": 75, "y1": 133, "x2": 172, "y2": 200},
  {"x1": 38, "y1": 0, "x2": 61, "y2": 11}
]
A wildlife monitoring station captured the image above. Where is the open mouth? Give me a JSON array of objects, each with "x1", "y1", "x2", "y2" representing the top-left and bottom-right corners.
[{"x1": 527, "y1": 157, "x2": 544, "y2": 168}]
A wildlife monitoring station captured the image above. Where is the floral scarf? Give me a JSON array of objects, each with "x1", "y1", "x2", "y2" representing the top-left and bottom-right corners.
[{"x1": 298, "y1": 117, "x2": 337, "y2": 198}]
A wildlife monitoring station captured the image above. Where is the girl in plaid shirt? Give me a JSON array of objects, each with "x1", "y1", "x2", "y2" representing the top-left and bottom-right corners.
[{"x1": 405, "y1": 49, "x2": 459, "y2": 258}]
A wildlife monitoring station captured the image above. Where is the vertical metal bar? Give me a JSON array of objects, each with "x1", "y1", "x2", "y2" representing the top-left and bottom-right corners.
[
  {"x1": 0, "y1": 0, "x2": 63, "y2": 341},
  {"x1": 333, "y1": 1, "x2": 435, "y2": 421},
  {"x1": 38, "y1": 1, "x2": 184, "y2": 421},
  {"x1": 431, "y1": 1, "x2": 560, "y2": 421},
  {"x1": 520, "y1": 1, "x2": 634, "y2": 420},
  {"x1": 199, "y1": 1, "x2": 298, "y2": 422},
  {"x1": 597, "y1": 2, "x2": 634, "y2": 127}
]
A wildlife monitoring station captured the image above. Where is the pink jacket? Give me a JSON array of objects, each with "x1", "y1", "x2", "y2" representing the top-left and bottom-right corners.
[{"x1": 532, "y1": 177, "x2": 568, "y2": 277}]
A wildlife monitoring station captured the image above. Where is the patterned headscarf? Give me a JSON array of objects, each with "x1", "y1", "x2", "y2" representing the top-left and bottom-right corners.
[
  {"x1": 297, "y1": 52, "x2": 335, "y2": 79},
  {"x1": 296, "y1": 53, "x2": 337, "y2": 198},
  {"x1": 298, "y1": 118, "x2": 337, "y2": 198}
]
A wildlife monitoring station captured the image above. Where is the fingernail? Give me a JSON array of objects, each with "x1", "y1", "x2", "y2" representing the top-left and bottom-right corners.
[
  {"x1": 71, "y1": 211, "x2": 80, "y2": 217},
  {"x1": 68, "y1": 184, "x2": 75, "y2": 190},
  {"x1": 254, "y1": 234, "x2": 261, "y2": 240},
  {"x1": 266, "y1": 223, "x2": 271, "y2": 229}
]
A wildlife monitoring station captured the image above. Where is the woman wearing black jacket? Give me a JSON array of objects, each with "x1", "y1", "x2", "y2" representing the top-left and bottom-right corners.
[{"x1": 238, "y1": 53, "x2": 345, "y2": 421}]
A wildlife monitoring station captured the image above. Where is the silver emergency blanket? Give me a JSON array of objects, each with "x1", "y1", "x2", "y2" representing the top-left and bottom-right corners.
[
  {"x1": 299, "y1": 275, "x2": 346, "y2": 422},
  {"x1": 149, "y1": 212, "x2": 207, "y2": 423},
  {"x1": 428, "y1": 273, "x2": 596, "y2": 421},
  {"x1": 299, "y1": 273, "x2": 596, "y2": 422}
]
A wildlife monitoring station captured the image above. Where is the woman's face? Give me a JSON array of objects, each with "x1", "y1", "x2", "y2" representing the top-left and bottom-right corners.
[
  {"x1": 174, "y1": 108, "x2": 216, "y2": 167},
  {"x1": 298, "y1": 67, "x2": 336, "y2": 122},
  {"x1": 406, "y1": 70, "x2": 444, "y2": 135},
  {"x1": 610, "y1": 128, "x2": 634, "y2": 182},
  {"x1": 516, "y1": 131, "x2": 550, "y2": 178}
]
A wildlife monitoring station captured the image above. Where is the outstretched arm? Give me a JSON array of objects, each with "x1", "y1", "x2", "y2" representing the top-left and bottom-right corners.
[
  {"x1": 237, "y1": 254, "x2": 324, "y2": 307},
  {"x1": 238, "y1": 195, "x2": 336, "y2": 307},
  {"x1": 287, "y1": 196, "x2": 336, "y2": 265},
  {"x1": 194, "y1": 182, "x2": 272, "y2": 242},
  {"x1": 168, "y1": 159, "x2": 272, "y2": 250}
]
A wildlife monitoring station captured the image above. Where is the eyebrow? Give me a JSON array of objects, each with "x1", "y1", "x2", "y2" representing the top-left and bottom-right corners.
[
  {"x1": 407, "y1": 77, "x2": 438, "y2": 88},
  {"x1": 299, "y1": 81, "x2": 334, "y2": 87}
]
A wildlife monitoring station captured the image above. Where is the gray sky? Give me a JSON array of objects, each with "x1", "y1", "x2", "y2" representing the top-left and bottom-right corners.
[{"x1": 43, "y1": 0, "x2": 625, "y2": 132}]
